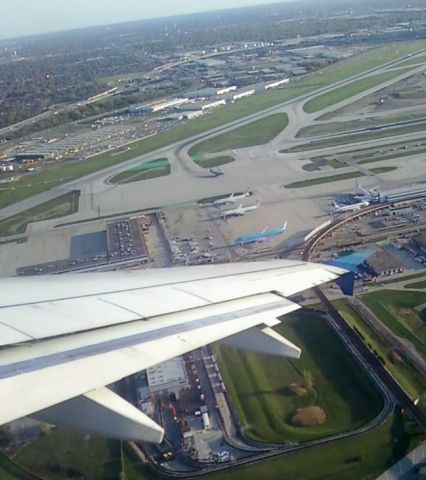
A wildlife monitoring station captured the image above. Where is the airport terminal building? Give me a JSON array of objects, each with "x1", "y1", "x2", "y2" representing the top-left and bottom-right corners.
[{"x1": 379, "y1": 183, "x2": 426, "y2": 203}]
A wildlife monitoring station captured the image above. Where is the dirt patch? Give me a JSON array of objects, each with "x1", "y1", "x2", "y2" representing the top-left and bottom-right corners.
[
  {"x1": 290, "y1": 406, "x2": 326, "y2": 426},
  {"x1": 288, "y1": 384, "x2": 307, "y2": 397},
  {"x1": 389, "y1": 350, "x2": 404, "y2": 364}
]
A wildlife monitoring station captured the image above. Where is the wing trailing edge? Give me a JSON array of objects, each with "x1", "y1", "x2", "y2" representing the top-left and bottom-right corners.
[
  {"x1": 0, "y1": 260, "x2": 346, "y2": 441},
  {"x1": 34, "y1": 387, "x2": 164, "y2": 443}
]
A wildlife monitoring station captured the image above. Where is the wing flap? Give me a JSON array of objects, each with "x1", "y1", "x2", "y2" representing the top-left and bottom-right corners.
[
  {"x1": 0, "y1": 293, "x2": 298, "y2": 426},
  {"x1": 34, "y1": 387, "x2": 164, "y2": 443},
  {"x1": 0, "y1": 260, "x2": 346, "y2": 430},
  {"x1": 0, "y1": 297, "x2": 141, "y2": 343},
  {"x1": 0, "y1": 261, "x2": 344, "y2": 345}
]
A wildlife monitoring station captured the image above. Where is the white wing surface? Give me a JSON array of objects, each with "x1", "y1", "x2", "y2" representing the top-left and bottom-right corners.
[{"x1": 0, "y1": 260, "x2": 345, "y2": 442}]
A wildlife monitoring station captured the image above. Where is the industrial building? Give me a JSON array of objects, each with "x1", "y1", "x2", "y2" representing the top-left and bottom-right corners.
[
  {"x1": 147, "y1": 357, "x2": 189, "y2": 397},
  {"x1": 183, "y1": 110, "x2": 205, "y2": 120},
  {"x1": 150, "y1": 97, "x2": 189, "y2": 113},
  {"x1": 264, "y1": 78, "x2": 289, "y2": 89},
  {"x1": 216, "y1": 85, "x2": 237, "y2": 95},
  {"x1": 232, "y1": 89, "x2": 255, "y2": 101},
  {"x1": 378, "y1": 183, "x2": 426, "y2": 203},
  {"x1": 178, "y1": 99, "x2": 226, "y2": 112},
  {"x1": 366, "y1": 249, "x2": 405, "y2": 277}
]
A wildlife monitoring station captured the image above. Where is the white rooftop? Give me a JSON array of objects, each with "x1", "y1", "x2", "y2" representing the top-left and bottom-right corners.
[{"x1": 147, "y1": 357, "x2": 187, "y2": 388}]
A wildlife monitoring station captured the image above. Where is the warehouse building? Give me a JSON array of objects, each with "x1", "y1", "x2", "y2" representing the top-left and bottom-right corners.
[
  {"x1": 232, "y1": 89, "x2": 255, "y2": 101},
  {"x1": 150, "y1": 97, "x2": 189, "y2": 113},
  {"x1": 147, "y1": 357, "x2": 189, "y2": 397},
  {"x1": 264, "y1": 78, "x2": 289, "y2": 89},
  {"x1": 178, "y1": 99, "x2": 226, "y2": 112},
  {"x1": 366, "y1": 249, "x2": 405, "y2": 277},
  {"x1": 378, "y1": 183, "x2": 426, "y2": 203},
  {"x1": 216, "y1": 85, "x2": 237, "y2": 95}
]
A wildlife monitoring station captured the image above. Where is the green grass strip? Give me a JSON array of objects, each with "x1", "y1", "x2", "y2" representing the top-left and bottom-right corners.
[
  {"x1": 189, "y1": 113, "x2": 288, "y2": 156},
  {"x1": 0, "y1": 190, "x2": 80, "y2": 238},
  {"x1": 304, "y1": 68, "x2": 415, "y2": 114}
]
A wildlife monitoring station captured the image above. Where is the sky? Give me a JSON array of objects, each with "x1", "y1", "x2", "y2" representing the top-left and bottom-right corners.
[{"x1": 1, "y1": 0, "x2": 285, "y2": 39}]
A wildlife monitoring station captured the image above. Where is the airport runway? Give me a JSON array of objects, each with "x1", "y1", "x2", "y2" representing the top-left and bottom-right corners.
[
  {"x1": 2, "y1": 44, "x2": 426, "y2": 278},
  {"x1": 2, "y1": 46, "x2": 426, "y2": 224}
]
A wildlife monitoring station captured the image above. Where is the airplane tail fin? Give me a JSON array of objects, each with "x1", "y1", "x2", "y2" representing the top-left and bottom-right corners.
[
  {"x1": 238, "y1": 203, "x2": 243, "y2": 209},
  {"x1": 283, "y1": 221, "x2": 288, "y2": 230}
]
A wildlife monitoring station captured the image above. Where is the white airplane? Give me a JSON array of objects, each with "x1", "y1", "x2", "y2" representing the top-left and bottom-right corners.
[
  {"x1": 212, "y1": 190, "x2": 250, "y2": 207},
  {"x1": 333, "y1": 199, "x2": 369, "y2": 213},
  {"x1": 219, "y1": 200, "x2": 260, "y2": 219},
  {"x1": 0, "y1": 260, "x2": 344, "y2": 443}
]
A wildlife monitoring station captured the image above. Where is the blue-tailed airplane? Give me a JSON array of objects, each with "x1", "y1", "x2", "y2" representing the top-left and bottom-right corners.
[{"x1": 235, "y1": 221, "x2": 288, "y2": 245}]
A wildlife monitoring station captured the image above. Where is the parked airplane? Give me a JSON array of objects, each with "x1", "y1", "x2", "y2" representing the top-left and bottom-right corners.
[
  {"x1": 235, "y1": 222, "x2": 288, "y2": 245},
  {"x1": 212, "y1": 190, "x2": 251, "y2": 207},
  {"x1": 219, "y1": 200, "x2": 260, "y2": 219},
  {"x1": 333, "y1": 199, "x2": 369, "y2": 212},
  {"x1": 0, "y1": 260, "x2": 345, "y2": 443},
  {"x1": 209, "y1": 167, "x2": 224, "y2": 177}
]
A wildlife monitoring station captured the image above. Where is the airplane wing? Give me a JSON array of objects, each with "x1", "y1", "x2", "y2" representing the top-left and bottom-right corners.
[{"x1": 0, "y1": 260, "x2": 345, "y2": 443}]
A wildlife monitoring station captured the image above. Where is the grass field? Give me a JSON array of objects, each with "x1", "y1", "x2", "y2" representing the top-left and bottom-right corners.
[
  {"x1": 5, "y1": 413, "x2": 424, "y2": 480},
  {"x1": 0, "y1": 190, "x2": 80, "y2": 238},
  {"x1": 192, "y1": 154, "x2": 235, "y2": 168},
  {"x1": 188, "y1": 113, "x2": 288, "y2": 156},
  {"x1": 302, "y1": 158, "x2": 347, "y2": 171},
  {"x1": 332, "y1": 137, "x2": 426, "y2": 161},
  {"x1": 2, "y1": 41, "x2": 426, "y2": 210},
  {"x1": 334, "y1": 298, "x2": 426, "y2": 399},
  {"x1": 380, "y1": 272, "x2": 426, "y2": 284},
  {"x1": 405, "y1": 279, "x2": 426, "y2": 289},
  {"x1": 369, "y1": 166, "x2": 397, "y2": 174},
  {"x1": 0, "y1": 453, "x2": 42, "y2": 480},
  {"x1": 303, "y1": 68, "x2": 414, "y2": 114},
  {"x1": 396, "y1": 54, "x2": 426, "y2": 68},
  {"x1": 123, "y1": 411, "x2": 423, "y2": 480},
  {"x1": 285, "y1": 171, "x2": 365, "y2": 188},
  {"x1": 298, "y1": 113, "x2": 426, "y2": 139},
  {"x1": 285, "y1": 122, "x2": 426, "y2": 153},
  {"x1": 16, "y1": 430, "x2": 121, "y2": 480},
  {"x1": 358, "y1": 147, "x2": 426, "y2": 164},
  {"x1": 215, "y1": 311, "x2": 383, "y2": 444},
  {"x1": 361, "y1": 290, "x2": 426, "y2": 357},
  {"x1": 109, "y1": 158, "x2": 170, "y2": 184}
]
